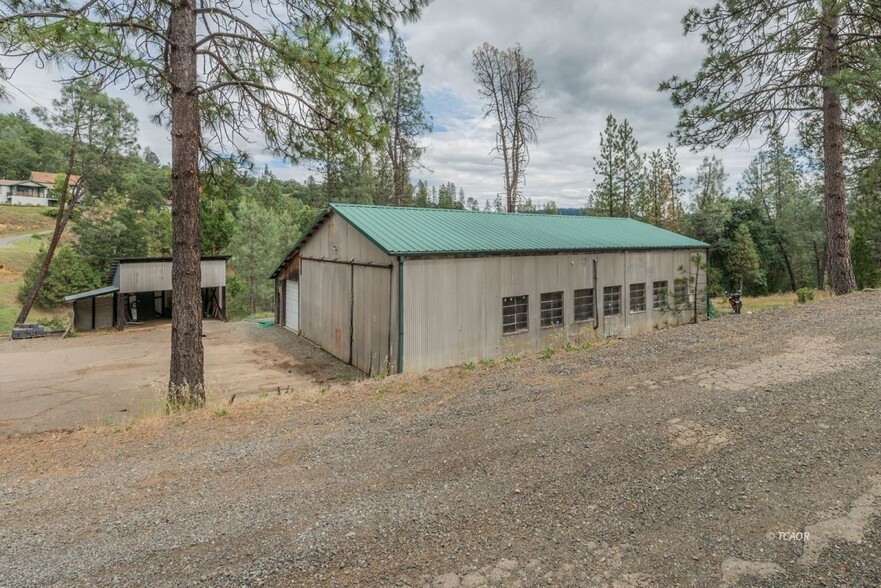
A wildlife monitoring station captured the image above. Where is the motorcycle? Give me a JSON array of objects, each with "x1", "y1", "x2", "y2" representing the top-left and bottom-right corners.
[{"x1": 726, "y1": 291, "x2": 742, "y2": 314}]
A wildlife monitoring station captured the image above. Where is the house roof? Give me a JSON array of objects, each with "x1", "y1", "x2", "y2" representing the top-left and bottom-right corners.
[
  {"x1": 271, "y1": 204, "x2": 708, "y2": 277},
  {"x1": 30, "y1": 171, "x2": 82, "y2": 187},
  {"x1": 0, "y1": 179, "x2": 45, "y2": 187}
]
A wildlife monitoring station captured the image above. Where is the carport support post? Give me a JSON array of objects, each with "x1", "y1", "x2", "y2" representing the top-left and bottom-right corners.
[{"x1": 116, "y1": 292, "x2": 124, "y2": 331}]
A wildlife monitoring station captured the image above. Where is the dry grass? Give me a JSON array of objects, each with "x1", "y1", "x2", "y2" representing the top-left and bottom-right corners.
[
  {"x1": 712, "y1": 290, "x2": 831, "y2": 316},
  {"x1": 0, "y1": 204, "x2": 56, "y2": 237},
  {"x1": 0, "y1": 233, "x2": 68, "y2": 334}
]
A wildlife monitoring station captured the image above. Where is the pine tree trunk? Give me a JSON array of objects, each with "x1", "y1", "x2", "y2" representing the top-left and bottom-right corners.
[
  {"x1": 167, "y1": 0, "x2": 205, "y2": 407},
  {"x1": 820, "y1": 5, "x2": 856, "y2": 295},
  {"x1": 776, "y1": 238, "x2": 798, "y2": 292},
  {"x1": 813, "y1": 240, "x2": 826, "y2": 290}
]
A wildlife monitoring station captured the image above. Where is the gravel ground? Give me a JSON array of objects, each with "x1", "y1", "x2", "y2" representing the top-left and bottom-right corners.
[
  {"x1": 0, "y1": 320, "x2": 362, "y2": 434},
  {"x1": 1, "y1": 292, "x2": 880, "y2": 587}
]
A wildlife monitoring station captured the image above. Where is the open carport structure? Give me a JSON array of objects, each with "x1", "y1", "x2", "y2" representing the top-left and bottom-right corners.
[{"x1": 65, "y1": 256, "x2": 229, "y2": 331}]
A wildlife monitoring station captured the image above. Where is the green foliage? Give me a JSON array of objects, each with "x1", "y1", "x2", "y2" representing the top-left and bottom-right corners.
[
  {"x1": 18, "y1": 246, "x2": 102, "y2": 308},
  {"x1": 729, "y1": 223, "x2": 762, "y2": 291},
  {"x1": 796, "y1": 287, "x2": 815, "y2": 304},
  {"x1": 37, "y1": 315, "x2": 68, "y2": 331},
  {"x1": 0, "y1": 111, "x2": 70, "y2": 179},
  {"x1": 142, "y1": 208, "x2": 172, "y2": 257},
  {"x1": 591, "y1": 114, "x2": 624, "y2": 217},
  {"x1": 376, "y1": 36, "x2": 431, "y2": 205},
  {"x1": 589, "y1": 114, "x2": 681, "y2": 228},
  {"x1": 200, "y1": 197, "x2": 235, "y2": 256},
  {"x1": 72, "y1": 191, "x2": 149, "y2": 272},
  {"x1": 851, "y1": 223, "x2": 880, "y2": 289},
  {"x1": 540, "y1": 347, "x2": 555, "y2": 360},
  {"x1": 228, "y1": 197, "x2": 316, "y2": 316},
  {"x1": 661, "y1": 2, "x2": 881, "y2": 149}
]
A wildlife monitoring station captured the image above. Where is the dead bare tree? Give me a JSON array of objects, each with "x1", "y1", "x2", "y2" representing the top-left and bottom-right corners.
[{"x1": 472, "y1": 43, "x2": 543, "y2": 213}]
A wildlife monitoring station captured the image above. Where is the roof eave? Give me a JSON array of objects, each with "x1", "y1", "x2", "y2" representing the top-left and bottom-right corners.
[{"x1": 390, "y1": 244, "x2": 710, "y2": 257}]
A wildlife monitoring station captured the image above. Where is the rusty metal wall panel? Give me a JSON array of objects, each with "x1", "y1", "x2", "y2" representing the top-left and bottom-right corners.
[
  {"x1": 300, "y1": 214, "x2": 389, "y2": 265},
  {"x1": 351, "y1": 265, "x2": 392, "y2": 375},
  {"x1": 299, "y1": 258, "x2": 351, "y2": 363}
]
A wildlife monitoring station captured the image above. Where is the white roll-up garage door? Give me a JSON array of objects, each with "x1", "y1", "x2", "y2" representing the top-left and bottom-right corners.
[{"x1": 285, "y1": 279, "x2": 299, "y2": 332}]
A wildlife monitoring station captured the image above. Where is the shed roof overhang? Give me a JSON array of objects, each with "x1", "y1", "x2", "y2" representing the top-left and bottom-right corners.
[{"x1": 63, "y1": 285, "x2": 119, "y2": 303}]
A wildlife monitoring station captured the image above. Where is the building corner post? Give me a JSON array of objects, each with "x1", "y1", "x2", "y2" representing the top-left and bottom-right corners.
[{"x1": 397, "y1": 256, "x2": 404, "y2": 374}]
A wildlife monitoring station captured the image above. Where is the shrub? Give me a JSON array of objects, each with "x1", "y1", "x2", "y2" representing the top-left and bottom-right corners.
[
  {"x1": 37, "y1": 316, "x2": 68, "y2": 332},
  {"x1": 18, "y1": 246, "x2": 103, "y2": 308},
  {"x1": 796, "y1": 287, "x2": 815, "y2": 304}
]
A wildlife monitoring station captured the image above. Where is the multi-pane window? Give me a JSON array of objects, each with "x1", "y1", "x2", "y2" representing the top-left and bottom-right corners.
[
  {"x1": 574, "y1": 288, "x2": 595, "y2": 322},
  {"x1": 629, "y1": 283, "x2": 647, "y2": 313},
  {"x1": 674, "y1": 279, "x2": 689, "y2": 307},
  {"x1": 603, "y1": 286, "x2": 622, "y2": 316},
  {"x1": 502, "y1": 295, "x2": 529, "y2": 334},
  {"x1": 653, "y1": 281, "x2": 668, "y2": 310},
  {"x1": 540, "y1": 291, "x2": 564, "y2": 328}
]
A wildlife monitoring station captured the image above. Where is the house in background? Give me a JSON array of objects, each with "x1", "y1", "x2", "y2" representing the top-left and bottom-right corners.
[
  {"x1": 0, "y1": 171, "x2": 82, "y2": 206},
  {"x1": 64, "y1": 256, "x2": 229, "y2": 331},
  {"x1": 272, "y1": 204, "x2": 709, "y2": 375}
]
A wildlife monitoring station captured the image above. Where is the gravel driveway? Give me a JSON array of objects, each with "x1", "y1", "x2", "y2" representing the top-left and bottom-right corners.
[
  {"x1": 1, "y1": 292, "x2": 879, "y2": 587},
  {"x1": 0, "y1": 320, "x2": 361, "y2": 434}
]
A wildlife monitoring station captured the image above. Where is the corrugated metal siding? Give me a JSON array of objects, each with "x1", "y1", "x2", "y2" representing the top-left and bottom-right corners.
[
  {"x1": 285, "y1": 279, "x2": 299, "y2": 331},
  {"x1": 403, "y1": 249, "x2": 706, "y2": 371},
  {"x1": 296, "y1": 215, "x2": 395, "y2": 373},
  {"x1": 300, "y1": 259, "x2": 351, "y2": 363},
  {"x1": 73, "y1": 296, "x2": 114, "y2": 330},
  {"x1": 351, "y1": 266, "x2": 392, "y2": 375},
  {"x1": 118, "y1": 260, "x2": 226, "y2": 292},
  {"x1": 300, "y1": 214, "x2": 390, "y2": 265}
]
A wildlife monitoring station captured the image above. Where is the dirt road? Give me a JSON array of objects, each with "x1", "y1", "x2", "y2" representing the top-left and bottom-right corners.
[
  {"x1": 0, "y1": 230, "x2": 50, "y2": 249},
  {"x1": 1, "y1": 293, "x2": 879, "y2": 586},
  {"x1": 0, "y1": 321, "x2": 360, "y2": 434}
]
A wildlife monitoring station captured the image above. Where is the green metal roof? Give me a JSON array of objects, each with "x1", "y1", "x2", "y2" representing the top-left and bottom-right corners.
[
  {"x1": 332, "y1": 204, "x2": 707, "y2": 255},
  {"x1": 271, "y1": 204, "x2": 707, "y2": 277}
]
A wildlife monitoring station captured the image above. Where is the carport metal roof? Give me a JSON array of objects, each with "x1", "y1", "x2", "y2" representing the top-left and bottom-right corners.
[{"x1": 63, "y1": 285, "x2": 119, "y2": 303}]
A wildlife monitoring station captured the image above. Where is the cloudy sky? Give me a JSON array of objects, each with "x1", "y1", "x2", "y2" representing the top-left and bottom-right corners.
[{"x1": 1, "y1": 0, "x2": 758, "y2": 208}]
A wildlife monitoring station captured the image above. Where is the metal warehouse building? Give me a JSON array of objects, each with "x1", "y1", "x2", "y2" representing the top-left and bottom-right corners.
[{"x1": 272, "y1": 204, "x2": 708, "y2": 374}]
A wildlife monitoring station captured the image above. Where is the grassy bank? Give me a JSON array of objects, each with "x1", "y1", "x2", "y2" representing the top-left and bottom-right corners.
[
  {"x1": 0, "y1": 204, "x2": 56, "y2": 237},
  {"x1": 0, "y1": 232, "x2": 67, "y2": 334}
]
